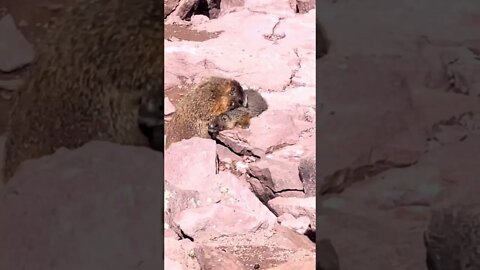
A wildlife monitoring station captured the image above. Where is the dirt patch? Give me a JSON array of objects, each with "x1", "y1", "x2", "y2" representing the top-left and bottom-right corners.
[{"x1": 165, "y1": 24, "x2": 222, "y2": 42}]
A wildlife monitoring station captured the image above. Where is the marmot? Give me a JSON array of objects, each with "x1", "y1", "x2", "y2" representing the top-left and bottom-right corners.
[
  {"x1": 138, "y1": 88, "x2": 164, "y2": 151},
  {"x1": 3, "y1": 0, "x2": 164, "y2": 181},
  {"x1": 207, "y1": 89, "x2": 268, "y2": 136},
  {"x1": 165, "y1": 76, "x2": 246, "y2": 148},
  {"x1": 424, "y1": 203, "x2": 480, "y2": 270}
]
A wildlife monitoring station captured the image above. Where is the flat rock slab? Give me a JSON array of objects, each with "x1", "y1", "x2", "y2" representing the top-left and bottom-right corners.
[{"x1": 0, "y1": 141, "x2": 163, "y2": 270}]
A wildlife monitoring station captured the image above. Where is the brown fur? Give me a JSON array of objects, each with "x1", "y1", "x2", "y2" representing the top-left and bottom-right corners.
[
  {"x1": 208, "y1": 89, "x2": 268, "y2": 134},
  {"x1": 165, "y1": 77, "x2": 246, "y2": 148},
  {"x1": 3, "y1": 0, "x2": 164, "y2": 181},
  {"x1": 424, "y1": 203, "x2": 480, "y2": 270}
]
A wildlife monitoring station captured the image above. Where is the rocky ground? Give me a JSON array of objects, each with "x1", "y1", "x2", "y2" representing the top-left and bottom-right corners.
[
  {"x1": 0, "y1": 0, "x2": 319, "y2": 269},
  {"x1": 163, "y1": 0, "x2": 317, "y2": 269},
  {"x1": 314, "y1": 0, "x2": 480, "y2": 269},
  {"x1": 0, "y1": 0, "x2": 479, "y2": 269}
]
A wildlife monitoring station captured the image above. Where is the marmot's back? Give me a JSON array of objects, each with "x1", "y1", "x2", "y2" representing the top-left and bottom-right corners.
[
  {"x1": 165, "y1": 77, "x2": 246, "y2": 148},
  {"x1": 207, "y1": 89, "x2": 268, "y2": 134},
  {"x1": 424, "y1": 204, "x2": 480, "y2": 270},
  {"x1": 4, "y1": 0, "x2": 164, "y2": 180}
]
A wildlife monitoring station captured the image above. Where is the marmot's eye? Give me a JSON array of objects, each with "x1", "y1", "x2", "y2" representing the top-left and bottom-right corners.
[{"x1": 222, "y1": 115, "x2": 229, "y2": 121}]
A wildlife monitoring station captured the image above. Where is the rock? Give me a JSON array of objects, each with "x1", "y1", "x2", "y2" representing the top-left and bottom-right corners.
[
  {"x1": 248, "y1": 158, "x2": 303, "y2": 194},
  {"x1": 219, "y1": 0, "x2": 245, "y2": 16},
  {"x1": 0, "y1": 141, "x2": 163, "y2": 270},
  {"x1": 247, "y1": 110, "x2": 301, "y2": 152},
  {"x1": 216, "y1": 144, "x2": 241, "y2": 163},
  {"x1": 165, "y1": 137, "x2": 217, "y2": 191},
  {"x1": 420, "y1": 135, "x2": 480, "y2": 204},
  {"x1": 429, "y1": 123, "x2": 468, "y2": 147},
  {"x1": 442, "y1": 46, "x2": 480, "y2": 96},
  {"x1": 217, "y1": 109, "x2": 301, "y2": 156},
  {"x1": 298, "y1": 157, "x2": 316, "y2": 196},
  {"x1": 196, "y1": 224, "x2": 315, "y2": 268},
  {"x1": 273, "y1": 224, "x2": 315, "y2": 251},
  {"x1": 317, "y1": 55, "x2": 425, "y2": 191},
  {"x1": 194, "y1": 245, "x2": 247, "y2": 270},
  {"x1": 165, "y1": 257, "x2": 185, "y2": 270},
  {"x1": 268, "y1": 196, "x2": 315, "y2": 229},
  {"x1": 316, "y1": 238, "x2": 340, "y2": 270},
  {"x1": 165, "y1": 71, "x2": 182, "y2": 90},
  {"x1": 171, "y1": 0, "x2": 199, "y2": 20},
  {"x1": 174, "y1": 203, "x2": 274, "y2": 239},
  {"x1": 316, "y1": 209, "x2": 427, "y2": 269},
  {"x1": 164, "y1": 97, "x2": 176, "y2": 115},
  {"x1": 245, "y1": 174, "x2": 275, "y2": 205},
  {"x1": 190, "y1": 15, "x2": 209, "y2": 25},
  {"x1": 340, "y1": 165, "x2": 445, "y2": 210},
  {"x1": 165, "y1": 238, "x2": 201, "y2": 270},
  {"x1": 266, "y1": 259, "x2": 315, "y2": 270},
  {"x1": 166, "y1": 9, "x2": 315, "y2": 91},
  {"x1": 173, "y1": 172, "x2": 276, "y2": 239},
  {"x1": 164, "y1": 181, "x2": 200, "y2": 234},
  {"x1": 0, "y1": 14, "x2": 35, "y2": 72},
  {"x1": 289, "y1": 0, "x2": 315, "y2": 14},
  {"x1": 165, "y1": 0, "x2": 181, "y2": 18},
  {"x1": 278, "y1": 214, "x2": 310, "y2": 234}
]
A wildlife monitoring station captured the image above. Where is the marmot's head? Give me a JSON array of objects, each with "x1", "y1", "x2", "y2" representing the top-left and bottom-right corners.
[
  {"x1": 209, "y1": 77, "x2": 246, "y2": 116},
  {"x1": 226, "y1": 79, "x2": 247, "y2": 109},
  {"x1": 208, "y1": 112, "x2": 233, "y2": 136}
]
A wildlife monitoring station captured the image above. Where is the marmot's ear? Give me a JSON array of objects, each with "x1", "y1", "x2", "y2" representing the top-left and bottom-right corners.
[{"x1": 242, "y1": 92, "x2": 248, "y2": 107}]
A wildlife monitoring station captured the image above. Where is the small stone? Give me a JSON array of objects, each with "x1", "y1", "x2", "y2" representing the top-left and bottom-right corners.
[
  {"x1": 165, "y1": 97, "x2": 176, "y2": 115},
  {"x1": 0, "y1": 14, "x2": 35, "y2": 72}
]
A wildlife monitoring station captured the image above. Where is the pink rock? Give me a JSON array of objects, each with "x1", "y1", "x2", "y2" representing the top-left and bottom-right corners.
[
  {"x1": 316, "y1": 54, "x2": 425, "y2": 184},
  {"x1": 168, "y1": 9, "x2": 315, "y2": 92},
  {"x1": 248, "y1": 158, "x2": 304, "y2": 193},
  {"x1": 191, "y1": 15, "x2": 209, "y2": 25},
  {"x1": 0, "y1": 141, "x2": 163, "y2": 270},
  {"x1": 174, "y1": 203, "x2": 273, "y2": 238},
  {"x1": 0, "y1": 14, "x2": 35, "y2": 72},
  {"x1": 216, "y1": 144, "x2": 241, "y2": 163},
  {"x1": 164, "y1": 97, "x2": 176, "y2": 115},
  {"x1": 277, "y1": 213, "x2": 295, "y2": 223},
  {"x1": 421, "y1": 135, "x2": 480, "y2": 204},
  {"x1": 165, "y1": 137, "x2": 217, "y2": 191},
  {"x1": 164, "y1": 181, "x2": 200, "y2": 234},
  {"x1": 164, "y1": 0, "x2": 181, "y2": 18},
  {"x1": 165, "y1": 238, "x2": 201, "y2": 270},
  {"x1": 265, "y1": 259, "x2": 315, "y2": 270},
  {"x1": 173, "y1": 172, "x2": 276, "y2": 239},
  {"x1": 216, "y1": 109, "x2": 303, "y2": 156},
  {"x1": 194, "y1": 245, "x2": 247, "y2": 270},
  {"x1": 288, "y1": 0, "x2": 315, "y2": 14},
  {"x1": 219, "y1": 0, "x2": 245, "y2": 16},
  {"x1": 268, "y1": 196, "x2": 315, "y2": 229},
  {"x1": 171, "y1": 0, "x2": 199, "y2": 20},
  {"x1": 280, "y1": 215, "x2": 311, "y2": 234},
  {"x1": 248, "y1": 110, "x2": 301, "y2": 151},
  {"x1": 339, "y1": 164, "x2": 444, "y2": 210},
  {"x1": 242, "y1": 0, "x2": 293, "y2": 15},
  {"x1": 165, "y1": 257, "x2": 185, "y2": 270}
]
